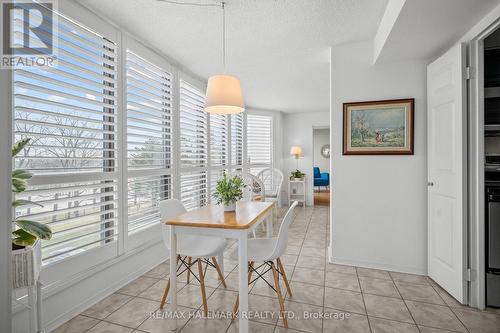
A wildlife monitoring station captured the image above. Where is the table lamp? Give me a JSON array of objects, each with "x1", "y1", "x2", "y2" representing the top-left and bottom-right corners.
[{"x1": 290, "y1": 146, "x2": 302, "y2": 169}]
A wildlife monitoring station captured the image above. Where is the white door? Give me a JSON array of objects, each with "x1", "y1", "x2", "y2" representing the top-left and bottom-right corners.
[{"x1": 427, "y1": 43, "x2": 467, "y2": 303}]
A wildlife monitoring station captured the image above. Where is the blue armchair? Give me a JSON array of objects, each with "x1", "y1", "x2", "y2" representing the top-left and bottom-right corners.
[{"x1": 313, "y1": 167, "x2": 329, "y2": 191}]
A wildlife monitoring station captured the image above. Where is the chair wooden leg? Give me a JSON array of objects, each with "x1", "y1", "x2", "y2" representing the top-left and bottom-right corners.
[
  {"x1": 197, "y1": 259, "x2": 208, "y2": 315},
  {"x1": 212, "y1": 256, "x2": 227, "y2": 288},
  {"x1": 232, "y1": 261, "x2": 254, "y2": 318},
  {"x1": 160, "y1": 255, "x2": 181, "y2": 309},
  {"x1": 277, "y1": 257, "x2": 292, "y2": 297},
  {"x1": 271, "y1": 262, "x2": 288, "y2": 328},
  {"x1": 159, "y1": 279, "x2": 170, "y2": 309},
  {"x1": 186, "y1": 256, "x2": 192, "y2": 283}
]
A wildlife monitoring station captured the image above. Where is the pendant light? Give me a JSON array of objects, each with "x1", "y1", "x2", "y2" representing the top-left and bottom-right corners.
[{"x1": 204, "y1": 2, "x2": 245, "y2": 114}]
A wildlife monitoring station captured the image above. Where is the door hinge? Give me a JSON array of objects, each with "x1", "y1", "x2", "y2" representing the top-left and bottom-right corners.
[
  {"x1": 466, "y1": 268, "x2": 475, "y2": 282},
  {"x1": 465, "y1": 66, "x2": 474, "y2": 80}
]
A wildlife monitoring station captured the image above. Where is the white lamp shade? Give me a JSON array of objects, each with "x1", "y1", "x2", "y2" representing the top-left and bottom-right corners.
[
  {"x1": 204, "y1": 75, "x2": 245, "y2": 114},
  {"x1": 290, "y1": 146, "x2": 302, "y2": 156}
]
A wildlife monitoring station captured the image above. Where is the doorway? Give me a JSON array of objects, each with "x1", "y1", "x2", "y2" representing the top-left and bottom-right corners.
[
  {"x1": 469, "y1": 20, "x2": 500, "y2": 310},
  {"x1": 313, "y1": 128, "x2": 330, "y2": 206}
]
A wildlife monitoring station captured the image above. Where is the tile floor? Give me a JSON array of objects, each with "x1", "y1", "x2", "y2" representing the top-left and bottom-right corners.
[{"x1": 53, "y1": 206, "x2": 500, "y2": 333}]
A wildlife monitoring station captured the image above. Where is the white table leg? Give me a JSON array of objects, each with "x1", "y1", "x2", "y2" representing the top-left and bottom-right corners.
[
  {"x1": 266, "y1": 213, "x2": 273, "y2": 237},
  {"x1": 238, "y1": 232, "x2": 248, "y2": 333},
  {"x1": 169, "y1": 227, "x2": 177, "y2": 331}
]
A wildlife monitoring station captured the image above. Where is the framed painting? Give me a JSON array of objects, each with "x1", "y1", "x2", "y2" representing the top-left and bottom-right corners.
[{"x1": 343, "y1": 98, "x2": 414, "y2": 155}]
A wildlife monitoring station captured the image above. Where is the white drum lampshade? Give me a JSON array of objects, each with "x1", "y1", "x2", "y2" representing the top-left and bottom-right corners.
[
  {"x1": 205, "y1": 75, "x2": 245, "y2": 114},
  {"x1": 290, "y1": 146, "x2": 302, "y2": 158}
]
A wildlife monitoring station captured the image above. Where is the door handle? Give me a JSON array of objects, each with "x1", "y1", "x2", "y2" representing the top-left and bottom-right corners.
[{"x1": 427, "y1": 182, "x2": 434, "y2": 187}]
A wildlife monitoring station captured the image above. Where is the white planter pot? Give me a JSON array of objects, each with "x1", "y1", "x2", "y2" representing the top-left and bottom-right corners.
[
  {"x1": 223, "y1": 203, "x2": 236, "y2": 212},
  {"x1": 12, "y1": 239, "x2": 42, "y2": 289},
  {"x1": 293, "y1": 178, "x2": 303, "y2": 181}
]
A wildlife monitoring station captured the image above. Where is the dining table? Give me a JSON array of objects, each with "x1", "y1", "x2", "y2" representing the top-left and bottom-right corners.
[{"x1": 165, "y1": 201, "x2": 275, "y2": 333}]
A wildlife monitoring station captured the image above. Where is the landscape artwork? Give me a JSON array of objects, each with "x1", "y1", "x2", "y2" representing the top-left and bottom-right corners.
[{"x1": 343, "y1": 99, "x2": 414, "y2": 155}]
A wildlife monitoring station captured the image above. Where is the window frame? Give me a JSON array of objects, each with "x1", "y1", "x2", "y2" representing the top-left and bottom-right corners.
[
  {"x1": 9, "y1": 2, "x2": 279, "y2": 286},
  {"x1": 13, "y1": 0, "x2": 121, "y2": 282},
  {"x1": 121, "y1": 37, "x2": 176, "y2": 251},
  {"x1": 246, "y1": 113, "x2": 275, "y2": 175}
]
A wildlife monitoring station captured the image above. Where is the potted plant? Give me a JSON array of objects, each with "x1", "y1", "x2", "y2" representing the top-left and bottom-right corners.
[
  {"x1": 11, "y1": 139, "x2": 52, "y2": 289},
  {"x1": 213, "y1": 172, "x2": 246, "y2": 212},
  {"x1": 290, "y1": 169, "x2": 305, "y2": 181}
]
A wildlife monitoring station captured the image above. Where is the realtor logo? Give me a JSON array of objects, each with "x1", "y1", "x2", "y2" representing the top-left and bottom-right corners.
[{"x1": 1, "y1": 0, "x2": 58, "y2": 68}]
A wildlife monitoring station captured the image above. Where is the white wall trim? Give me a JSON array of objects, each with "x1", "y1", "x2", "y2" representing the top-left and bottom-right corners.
[
  {"x1": 467, "y1": 16, "x2": 500, "y2": 310},
  {"x1": 13, "y1": 241, "x2": 167, "y2": 332},
  {"x1": 47, "y1": 247, "x2": 166, "y2": 332}
]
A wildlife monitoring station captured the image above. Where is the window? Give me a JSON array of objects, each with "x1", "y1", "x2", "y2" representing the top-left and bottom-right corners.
[
  {"x1": 13, "y1": 12, "x2": 118, "y2": 264},
  {"x1": 231, "y1": 114, "x2": 244, "y2": 168},
  {"x1": 210, "y1": 114, "x2": 228, "y2": 167},
  {"x1": 126, "y1": 51, "x2": 173, "y2": 233},
  {"x1": 179, "y1": 81, "x2": 208, "y2": 210},
  {"x1": 247, "y1": 114, "x2": 273, "y2": 175},
  {"x1": 10, "y1": 4, "x2": 279, "y2": 273},
  {"x1": 209, "y1": 113, "x2": 229, "y2": 200}
]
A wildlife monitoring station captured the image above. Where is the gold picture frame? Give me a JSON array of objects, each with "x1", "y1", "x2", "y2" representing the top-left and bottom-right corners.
[{"x1": 343, "y1": 98, "x2": 414, "y2": 155}]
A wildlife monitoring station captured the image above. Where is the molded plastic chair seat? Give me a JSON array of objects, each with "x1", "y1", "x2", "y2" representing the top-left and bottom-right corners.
[
  {"x1": 175, "y1": 234, "x2": 227, "y2": 258},
  {"x1": 160, "y1": 199, "x2": 228, "y2": 255},
  {"x1": 159, "y1": 199, "x2": 228, "y2": 314},
  {"x1": 232, "y1": 201, "x2": 298, "y2": 328},
  {"x1": 246, "y1": 238, "x2": 278, "y2": 262}
]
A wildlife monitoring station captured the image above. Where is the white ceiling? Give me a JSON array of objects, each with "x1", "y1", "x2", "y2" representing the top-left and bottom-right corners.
[
  {"x1": 79, "y1": 0, "x2": 389, "y2": 113},
  {"x1": 375, "y1": 0, "x2": 500, "y2": 64}
]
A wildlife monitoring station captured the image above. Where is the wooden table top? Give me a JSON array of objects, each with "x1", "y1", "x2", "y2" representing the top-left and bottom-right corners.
[{"x1": 165, "y1": 201, "x2": 275, "y2": 229}]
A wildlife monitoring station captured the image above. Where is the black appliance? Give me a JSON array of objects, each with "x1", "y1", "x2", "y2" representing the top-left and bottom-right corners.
[{"x1": 486, "y1": 184, "x2": 500, "y2": 307}]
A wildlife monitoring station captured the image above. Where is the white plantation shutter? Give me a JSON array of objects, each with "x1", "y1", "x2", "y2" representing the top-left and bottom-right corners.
[
  {"x1": 126, "y1": 51, "x2": 173, "y2": 233},
  {"x1": 231, "y1": 114, "x2": 244, "y2": 167},
  {"x1": 179, "y1": 81, "x2": 207, "y2": 169},
  {"x1": 10, "y1": 3, "x2": 280, "y2": 278},
  {"x1": 180, "y1": 171, "x2": 207, "y2": 211},
  {"x1": 15, "y1": 179, "x2": 118, "y2": 263},
  {"x1": 13, "y1": 12, "x2": 118, "y2": 264},
  {"x1": 210, "y1": 168, "x2": 226, "y2": 199},
  {"x1": 210, "y1": 114, "x2": 228, "y2": 167},
  {"x1": 127, "y1": 174, "x2": 171, "y2": 233},
  {"x1": 179, "y1": 81, "x2": 208, "y2": 210},
  {"x1": 247, "y1": 114, "x2": 273, "y2": 173}
]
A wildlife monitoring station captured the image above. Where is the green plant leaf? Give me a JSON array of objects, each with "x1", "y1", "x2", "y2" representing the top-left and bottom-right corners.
[
  {"x1": 12, "y1": 199, "x2": 43, "y2": 208},
  {"x1": 12, "y1": 169, "x2": 32, "y2": 180},
  {"x1": 12, "y1": 138, "x2": 30, "y2": 157},
  {"x1": 12, "y1": 229, "x2": 37, "y2": 247},
  {"x1": 213, "y1": 172, "x2": 245, "y2": 206},
  {"x1": 12, "y1": 178, "x2": 28, "y2": 193},
  {"x1": 15, "y1": 220, "x2": 52, "y2": 240}
]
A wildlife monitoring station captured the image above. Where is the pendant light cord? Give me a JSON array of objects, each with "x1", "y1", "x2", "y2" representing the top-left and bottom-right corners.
[
  {"x1": 156, "y1": 0, "x2": 221, "y2": 8},
  {"x1": 156, "y1": 0, "x2": 227, "y2": 72},
  {"x1": 222, "y1": 1, "x2": 226, "y2": 71}
]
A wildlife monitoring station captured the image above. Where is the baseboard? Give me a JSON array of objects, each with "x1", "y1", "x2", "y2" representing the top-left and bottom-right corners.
[
  {"x1": 46, "y1": 246, "x2": 167, "y2": 332},
  {"x1": 12, "y1": 241, "x2": 167, "y2": 333},
  {"x1": 328, "y1": 256, "x2": 427, "y2": 276},
  {"x1": 47, "y1": 254, "x2": 166, "y2": 332}
]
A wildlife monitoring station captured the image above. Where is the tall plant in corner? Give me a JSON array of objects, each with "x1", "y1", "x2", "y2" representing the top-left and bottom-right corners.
[{"x1": 12, "y1": 138, "x2": 52, "y2": 248}]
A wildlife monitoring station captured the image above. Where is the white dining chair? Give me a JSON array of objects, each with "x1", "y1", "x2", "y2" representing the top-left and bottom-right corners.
[
  {"x1": 232, "y1": 201, "x2": 298, "y2": 328},
  {"x1": 233, "y1": 171, "x2": 265, "y2": 202},
  {"x1": 159, "y1": 199, "x2": 228, "y2": 314},
  {"x1": 231, "y1": 171, "x2": 268, "y2": 237},
  {"x1": 257, "y1": 168, "x2": 284, "y2": 221}
]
